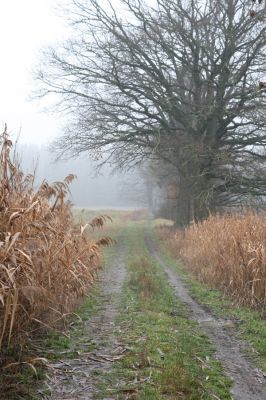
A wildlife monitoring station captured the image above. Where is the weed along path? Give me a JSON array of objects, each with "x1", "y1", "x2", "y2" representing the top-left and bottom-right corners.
[
  {"x1": 38, "y1": 218, "x2": 266, "y2": 400},
  {"x1": 146, "y1": 235, "x2": 266, "y2": 400},
  {"x1": 41, "y1": 242, "x2": 127, "y2": 400}
]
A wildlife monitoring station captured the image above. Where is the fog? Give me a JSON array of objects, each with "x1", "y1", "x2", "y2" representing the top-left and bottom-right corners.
[{"x1": 17, "y1": 144, "x2": 142, "y2": 209}]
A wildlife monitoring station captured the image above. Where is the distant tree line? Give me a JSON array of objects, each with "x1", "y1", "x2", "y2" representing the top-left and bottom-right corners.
[{"x1": 36, "y1": 0, "x2": 266, "y2": 226}]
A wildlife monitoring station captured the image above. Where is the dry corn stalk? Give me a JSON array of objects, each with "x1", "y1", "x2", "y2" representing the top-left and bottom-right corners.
[{"x1": 0, "y1": 126, "x2": 110, "y2": 350}]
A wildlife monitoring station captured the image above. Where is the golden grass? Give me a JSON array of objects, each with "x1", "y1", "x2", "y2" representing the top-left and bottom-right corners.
[
  {"x1": 0, "y1": 128, "x2": 108, "y2": 351},
  {"x1": 158, "y1": 212, "x2": 266, "y2": 308}
]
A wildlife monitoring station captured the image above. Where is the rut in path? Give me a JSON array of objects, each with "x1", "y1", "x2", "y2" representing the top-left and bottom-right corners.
[
  {"x1": 40, "y1": 244, "x2": 127, "y2": 400},
  {"x1": 146, "y1": 236, "x2": 266, "y2": 400}
]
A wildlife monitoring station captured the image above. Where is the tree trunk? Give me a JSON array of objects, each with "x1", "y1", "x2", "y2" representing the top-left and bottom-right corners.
[
  {"x1": 175, "y1": 176, "x2": 211, "y2": 227},
  {"x1": 175, "y1": 177, "x2": 193, "y2": 227}
]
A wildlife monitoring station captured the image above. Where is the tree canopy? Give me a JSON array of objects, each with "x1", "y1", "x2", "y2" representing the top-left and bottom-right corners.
[{"x1": 36, "y1": 0, "x2": 266, "y2": 225}]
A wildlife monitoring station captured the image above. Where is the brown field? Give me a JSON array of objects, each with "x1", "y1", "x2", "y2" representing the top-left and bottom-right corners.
[{"x1": 158, "y1": 212, "x2": 266, "y2": 308}]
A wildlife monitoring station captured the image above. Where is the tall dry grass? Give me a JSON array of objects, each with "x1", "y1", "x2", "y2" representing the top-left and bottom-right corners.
[
  {"x1": 0, "y1": 127, "x2": 108, "y2": 351},
  {"x1": 159, "y1": 212, "x2": 266, "y2": 308}
]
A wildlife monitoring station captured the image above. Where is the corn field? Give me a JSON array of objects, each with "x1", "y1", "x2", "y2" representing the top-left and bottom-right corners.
[
  {"x1": 159, "y1": 212, "x2": 266, "y2": 308},
  {"x1": 0, "y1": 127, "x2": 108, "y2": 351}
]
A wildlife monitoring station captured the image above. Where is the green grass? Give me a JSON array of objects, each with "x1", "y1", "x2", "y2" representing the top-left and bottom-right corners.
[
  {"x1": 2, "y1": 213, "x2": 244, "y2": 399},
  {"x1": 0, "y1": 338, "x2": 48, "y2": 400},
  {"x1": 42, "y1": 285, "x2": 101, "y2": 360},
  {"x1": 156, "y1": 227, "x2": 266, "y2": 373},
  {"x1": 97, "y1": 223, "x2": 232, "y2": 399}
]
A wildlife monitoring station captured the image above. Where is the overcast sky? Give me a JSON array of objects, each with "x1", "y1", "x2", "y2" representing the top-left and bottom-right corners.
[
  {"x1": 0, "y1": 0, "x2": 67, "y2": 145},
  {"x1": 0, "y1": 1, "x2": 142, "y2": 209}
]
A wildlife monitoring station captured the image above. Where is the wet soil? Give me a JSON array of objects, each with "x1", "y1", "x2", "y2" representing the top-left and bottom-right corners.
[
  {"x1": 40, "y1": 246, "x2": 127, "y2": 400},
  {"x1": 146, "y1": 236, "x2": 266, "y2": 400},
  {"x1": 39, "y1": 230, "x2": 266, "y2": 400}
]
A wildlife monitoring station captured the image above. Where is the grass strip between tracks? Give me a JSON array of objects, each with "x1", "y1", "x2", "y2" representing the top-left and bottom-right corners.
[
  {"x1": 155, "y1": 223, "x2": 266, "y2": 375},
  {"x1": 97, "y1": 222, "x2": 232, "y2": 399}
]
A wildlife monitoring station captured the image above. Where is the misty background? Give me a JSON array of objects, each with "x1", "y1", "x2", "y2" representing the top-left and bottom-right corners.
[
  {"x1": 16, "y1": 143, "x2": 144, "y2": 209},
  {"x1": 0, "y1": 1, "x2": 148, "y2": 210}
]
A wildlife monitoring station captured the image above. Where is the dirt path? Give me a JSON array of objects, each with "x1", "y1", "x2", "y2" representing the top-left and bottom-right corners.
[
  {"x1": 40, "y1": 244, "x2": 127, "y2": 400},
  {"x1": 146, "y1": 237, "x2": 266, "y2": 400},
  {"x1": 38, "y1": 224, "x2": 266, "y2": 400}
]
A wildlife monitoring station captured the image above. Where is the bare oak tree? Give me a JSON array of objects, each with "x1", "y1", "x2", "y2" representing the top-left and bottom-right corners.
[{"x1": 36, "y1": 0, "x2": 266, "y2": 225}]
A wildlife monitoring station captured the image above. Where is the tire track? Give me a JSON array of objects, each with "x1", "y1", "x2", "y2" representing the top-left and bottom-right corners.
[
  {"x1": 146, "y1": 236, "x2": 266, "y2": 400},
  {"x1": 40, "y1": 243, "x2": 127, "y2": 400}
]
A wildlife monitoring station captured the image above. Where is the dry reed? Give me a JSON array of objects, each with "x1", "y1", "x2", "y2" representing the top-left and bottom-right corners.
[
  {"x1": 0, "y1": 127, "x2": 108, "y2": 351},
  {"x1": 158, "y1": 212, "x2": 266, "y2": 308}
]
